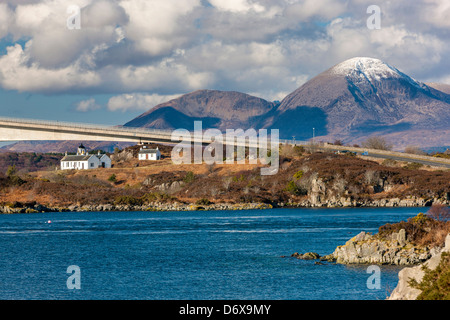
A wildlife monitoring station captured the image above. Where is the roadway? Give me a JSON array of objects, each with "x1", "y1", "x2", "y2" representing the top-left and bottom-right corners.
[
  {"x1": 1, "y1": 116, "x2": 449, "y2": 169},
  {"x1": 314, "y1": 146, "x2": 450, "y2": 169}
]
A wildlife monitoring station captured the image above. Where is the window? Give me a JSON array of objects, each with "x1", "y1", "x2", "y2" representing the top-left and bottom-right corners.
[{"x1": 90, "y1": 163, "x2": 94, "y2": 167}]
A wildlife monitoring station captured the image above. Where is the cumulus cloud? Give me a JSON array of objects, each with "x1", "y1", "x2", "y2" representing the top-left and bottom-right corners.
[
  {"x1": 75, "y1": 98, "x2": 102, "y2": 112},
  {"x1": 0, "y1": 4, "x2": 12, "y2": 39},
  {"x1": 0, "y1": 43, "x2": 101, "y2": 93},
  {"x1": 208, "y1": 0, "x2": 265, "y2": 13},
  {"x1": 107, "y1": 93, "x2": 181, "y2": 112},
  {"x1": 0, "y1": 0, "x2": 449, "y2": 103}
]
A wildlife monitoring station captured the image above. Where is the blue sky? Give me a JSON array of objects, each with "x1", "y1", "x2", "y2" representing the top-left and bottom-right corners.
[{"x1": 0, "y1": 0, "x2": 449, "y2": 127}]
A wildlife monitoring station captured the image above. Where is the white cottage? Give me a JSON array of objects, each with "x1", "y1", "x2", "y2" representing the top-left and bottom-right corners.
[
  {"x1": 61, "y1": 144, "x2": 112, "y2": 170},
  {"x1": 138, "y1": 146, "x2": 161, "y2": 161}
]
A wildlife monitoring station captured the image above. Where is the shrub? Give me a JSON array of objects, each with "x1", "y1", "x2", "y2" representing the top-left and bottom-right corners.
[
  {"x1": 284, "y1": 180, "x2": 307, "y2": 196},
  {"x1": 377, "y1": 212, "x2": 450, "y2": 248},
  {"x1": 362, "y1": 136, "x2": 393, "y2": 151},
  {"x1": 293, "y1": 146, "x2": 304, "y2": 156},
  {"x1": 5, "y1": 165, "x2": 25, "y2": 186},
  {"x1": 114, "y1": 195, "x2": 143, "y2": 206},
  {"x1": 108, "y1": 174, "x2": 117, "y2": 182},
  {"x1": 293, "y1": 170, "x2": 304, "y2": 180},
  {"x1": 141, "y1": 192, "x2": 173, "y2": 203},
  {"x1": 183, "y1": 171, "x2": 195, "y2": 183},
  {"x1": 195, "y1": 198, "x2": 211, "y2": 205},
  {"x1": 232, "y1": 174, "x2": 245, "y2": 183},
  {"x1": 403, "y1": 162, "x2": 424, "y2": 170},
  {"x1": 382, "y1": 159, "x2": 398, "y2": 167},
  {"x1": 427, "y1": 204, "x2": 450, "y2": 222},
  {"x1": 409, "y1": 252, "x2": 450, "y2": 300}
]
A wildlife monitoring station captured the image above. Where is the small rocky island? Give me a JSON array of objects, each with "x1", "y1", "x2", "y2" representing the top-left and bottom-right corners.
[
  {"x1": 288, "y1": 207, "x2": 450, "y2": 300},
  {"x1": 320, "y1": 229, "x2": 433, "y2": 265}
]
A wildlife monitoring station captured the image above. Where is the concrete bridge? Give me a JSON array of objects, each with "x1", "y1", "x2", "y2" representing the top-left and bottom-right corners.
[
  {"x1": 1, "y1": 116, "x2": 450, "y2": 168},
  {"x1": 0, "y1": 116, "x2": 284, "y2": 147},
  {"x1": 0, "y1": 116, "x2": 199, "y2": 145}
]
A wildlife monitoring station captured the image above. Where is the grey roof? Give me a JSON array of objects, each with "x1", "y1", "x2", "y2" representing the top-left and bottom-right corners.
[
  {"x1": 61, "y1": 154, "x2": 109, "y2": 161},
  {"x1": 61, "y1": 155, "x2": 92, "y2": 162},
  {"x1": 139, "y1": 149, "x2": 160, "y2": 154}
]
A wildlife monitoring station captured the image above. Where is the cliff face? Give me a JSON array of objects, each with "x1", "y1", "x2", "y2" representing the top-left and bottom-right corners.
[
  {"x1": 388, "y1": 233, "x2": 450, "y2": 300},
  {"x1": 322, "y1": 230, "x2": 433, "y2": 265}
]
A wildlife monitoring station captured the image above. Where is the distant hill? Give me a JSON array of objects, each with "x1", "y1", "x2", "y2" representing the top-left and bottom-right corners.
[
  {"x1": 124, "y1": 89, "x2": 278, "y2": 131},
  {"x1": 0, "y1": 152, "x2": 61, "y2": 174},
  {"x1": 0, "y1": 141, "x2": 134, "y2": 154},
  {"x1": 426, "y1": 82, "x2": 450, "y2": 94},
  {"x1": 123, "y1": 57, "x2": 450, "y2": 150}
]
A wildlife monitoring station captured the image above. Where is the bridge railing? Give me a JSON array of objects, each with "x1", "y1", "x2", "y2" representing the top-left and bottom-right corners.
[{"x1": 0, "y1": 116, "x2": 175, "y2": 136}]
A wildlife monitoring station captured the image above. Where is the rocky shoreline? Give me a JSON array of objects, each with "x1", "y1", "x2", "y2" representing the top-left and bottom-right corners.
[
  {"x1": 285, "y1": 229, "x2": 434, "y2": 266},
  {"x1": 0, "y1": 195, "x2": 448, "y2": 214},
  {"x1": 0, "y1": 202, "x2": 275, "y2": 214},
  {"x1": 286, "y1": 227, "x2": 450, "y2": 300},
  {"x1": 320, "y1": 230, "x2": 434, "y2": 265},
  {"x1": 1, "y1": 194, "x2": 449, "y2": 214}
]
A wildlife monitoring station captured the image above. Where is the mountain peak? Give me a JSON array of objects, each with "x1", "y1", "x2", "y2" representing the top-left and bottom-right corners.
[
  {"x1": 330, "y1": 57, "x2": 398, "y2": 78},
  {"x1": 329, "y1": 56, "x2": 422, "y2": 88}
]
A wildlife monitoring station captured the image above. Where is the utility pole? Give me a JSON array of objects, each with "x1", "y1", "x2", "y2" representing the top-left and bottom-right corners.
[{"x1": 312, "y1": 128, "x2": 315, "y2": 144}]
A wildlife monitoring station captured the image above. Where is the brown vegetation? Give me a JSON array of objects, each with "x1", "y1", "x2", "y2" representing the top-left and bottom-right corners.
[
  {"x1": 0, "y1": 143, "x2": 449, "y2": 209},
  {"x1": 378, "y1": 206, "x2": 450, "y2": 248}
]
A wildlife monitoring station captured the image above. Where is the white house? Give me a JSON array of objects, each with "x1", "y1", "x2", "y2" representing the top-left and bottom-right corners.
[
  {"x1": 138, "y1": 146, "x2": 161, "y2": 161},
  {"x1": 61, "y1": 144, "x2": 112, "y2": 170}
]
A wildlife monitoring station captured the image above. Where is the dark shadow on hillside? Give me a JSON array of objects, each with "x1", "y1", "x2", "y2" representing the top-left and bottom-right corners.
[
  {"x1": 265, "y1": 106, "x2": 328, "y2": 140},
  {"x1": 349, "y1": 120, "x2": 413, "y2": 135},
  {"x1": 124, "y1": 107, "x2": 221, "y2": 130}
]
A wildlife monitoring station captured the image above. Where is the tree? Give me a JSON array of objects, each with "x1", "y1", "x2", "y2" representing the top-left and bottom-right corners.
[
  {"x1": 6, "y1": 165, "x2": 17, "y2": 177},
  {"x1": 404, "y1": 146, "x2": 427, "y2": 155},
  {"x1": 427, "y1": 204, "x2": 450, "y2": 222},
  {"x1": 362, "y1": 136, "x2": 393, "y2": 151},
  {"x1": 5, "y1": 165, "x2": 25, "y2": 186}
]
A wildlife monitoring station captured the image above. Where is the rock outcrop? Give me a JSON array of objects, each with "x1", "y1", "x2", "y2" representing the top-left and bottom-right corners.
[
  {"x1": 290, "y1": 252, "x2": 321, "y2": 260},
  {"x1": 388, "y1": 233, "x2": 450, "y2": 300},
  {"x1": 321, "y1": 230, "x2": 432, "y2": 265},
  {"x1": 0, "y1": 202, "x2": 274, "y2": 214}
]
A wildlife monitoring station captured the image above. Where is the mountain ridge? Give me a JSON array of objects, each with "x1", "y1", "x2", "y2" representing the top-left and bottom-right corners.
[{"x1": 123, "y1": 57, "x2": 450, "y2": 149}]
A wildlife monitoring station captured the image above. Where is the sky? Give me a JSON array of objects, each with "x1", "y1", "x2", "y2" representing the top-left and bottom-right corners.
[{"x1": 0, "y1": 0, "x2": 449, "y2": 126}]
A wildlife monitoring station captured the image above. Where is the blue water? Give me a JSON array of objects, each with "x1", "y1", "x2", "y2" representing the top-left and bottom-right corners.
[{"x1": 0, "y1": 207, "x2": 426, "y2": 300}]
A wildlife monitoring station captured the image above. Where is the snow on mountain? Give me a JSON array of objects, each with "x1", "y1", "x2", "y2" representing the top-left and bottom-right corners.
[
  {"x1": 122, "y1": 57, "x2": 450, "y2": 149},
  {"x1": 330, "y1": 57, "x2": 423, "y2": 88}
]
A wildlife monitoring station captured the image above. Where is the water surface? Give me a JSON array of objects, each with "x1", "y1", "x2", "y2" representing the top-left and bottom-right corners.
[{"x1": 0, "y1": 207, "x2": 425, "y2": 300}]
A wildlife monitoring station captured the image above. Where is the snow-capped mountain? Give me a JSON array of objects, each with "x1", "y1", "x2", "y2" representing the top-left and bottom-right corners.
[
  {"x1": 276, "y1": 57, "x2": 450, "y2": 147},
  {"x1": 123, "y1": 57, "x2": 450, "y2": 149}
]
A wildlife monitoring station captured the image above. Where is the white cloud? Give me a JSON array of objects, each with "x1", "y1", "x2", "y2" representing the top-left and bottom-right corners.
[
  {"x1": 0, "y1": 43, "x2": 100, "y2": 93},
  {"x1": 285, "y1": 0, "x2": 347, "y2": 21},
  {"x1": 422, "y1": 0, "x2": 450, "y2": 28},
  {"x1": 0, "y1": 0, "x2": 449, "y2": 101},
  {"x1": 107, "y1": 93, "x2": 181, "y2": 112},
  {"x1": 0, "y1": 4, "x2": 12, "y2": 39},
  {"x1": 75, "y1": 98, "x2": 102, "y2": 112},
  {"x1": 209, "y1": 0, "x2": 265, "y2": 13},
  {"x1": 119, "y1": 0, "x2": 200, "y2": 56}
]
